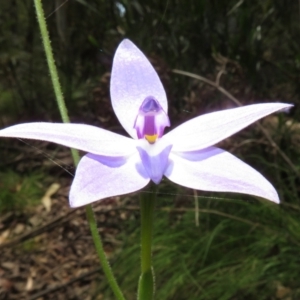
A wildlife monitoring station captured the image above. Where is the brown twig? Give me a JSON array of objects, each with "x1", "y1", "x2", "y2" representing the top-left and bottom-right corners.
[{"x1": 172, "y1": 69, "x2": 299, "y2": 176}]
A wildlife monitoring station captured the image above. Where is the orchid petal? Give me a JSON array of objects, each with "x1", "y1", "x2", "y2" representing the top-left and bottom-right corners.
[
  {"x1": 165, "y1": 103, "x2": 292, "y2": 152},
  {"x1": 165, "y1": 147, "x2": 279, "y2": 203},
  {"x1": 0, "y1": 122, "x2": 136, "y2": 156},
  {"x1": 111, "y1": 39, "x2": 168, "y2": 139},
  {"x1": 70, "y1": 152, "x2": 150, "y2": 207},
  {"x1": 137, "y1": 139, "x2": 172, "y2": 184}
]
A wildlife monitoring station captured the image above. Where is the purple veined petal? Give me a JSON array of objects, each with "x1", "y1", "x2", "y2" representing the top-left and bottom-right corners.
[
  {"x1": 136, "y1": 138, "x2": 172, "y2": 184},
  {"x1": 70, "y1": 152, "x2": 150, "y2": 207},
  {"x1": 164, "y1": 103, "x2": 293, "y2": 152},
  {"x1": 0, "y1": 123, "x2": 136, "y2": 156},
  {"x1": 165, "y1": 147, "x2": 279, "y2": 203},
  {"x1": 111, "y1": 39, "x2": 168, "y2": 139}
]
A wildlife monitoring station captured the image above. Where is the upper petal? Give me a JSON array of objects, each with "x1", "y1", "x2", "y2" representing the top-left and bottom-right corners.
[
  {"x1": 69, "y1": 152, "x2": 150, "y2": 207},
  {"x1": 111, "y1": 39, "x2": 168, "y2": 139},
  {"x1": 165, "y1": 147, "x2": 279, "y2": 203},
  {"x1": 164, "y1": 103, "x2": 292, "y2": 152},
  {"x1": 0, "y1": 122, "x2": 136, "y2": 156}
]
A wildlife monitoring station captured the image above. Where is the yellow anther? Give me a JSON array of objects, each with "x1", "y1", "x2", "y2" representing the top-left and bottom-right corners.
[{"x1": 145, "y1": 134, "x2": 158, "y2": 144}]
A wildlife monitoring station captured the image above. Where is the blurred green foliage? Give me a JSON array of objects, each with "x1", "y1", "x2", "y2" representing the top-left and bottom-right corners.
[
  {"x1": 0, "y1": 170, "x2": 43, "y2": 213},
  {"x1": 0, "y1": 0, "x2": 299, "y2": 121},
  {"x1": 97, "y1": 195, "x2": 300, "y2": 299}
]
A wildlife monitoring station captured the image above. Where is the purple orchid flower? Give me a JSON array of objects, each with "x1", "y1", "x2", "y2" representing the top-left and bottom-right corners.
[{"x1": 0, "y1": 39, "x2": 292, "y2": 207}]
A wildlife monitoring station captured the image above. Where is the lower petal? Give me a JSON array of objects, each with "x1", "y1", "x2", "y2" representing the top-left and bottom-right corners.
[
  {"x1": 70, "y1": 152, "x2": 150, "y2": 207},
  {"x1": 137, "y1": 144, "x2": 172, "y2": 184},
  {"x1": 136, "y1": 138, "x2": 172, "y2": 184},
  {"x1": 165, "y1": 147, "x2": 279, "y2": 203}
]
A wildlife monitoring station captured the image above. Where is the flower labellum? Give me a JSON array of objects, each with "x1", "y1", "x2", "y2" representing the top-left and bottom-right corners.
[
  {"x1": 0, "y1": 39, "x2": 293, "y2": 207},
  {"x1": 134, "y1": 96, "x2": 170, "y2": 143}
]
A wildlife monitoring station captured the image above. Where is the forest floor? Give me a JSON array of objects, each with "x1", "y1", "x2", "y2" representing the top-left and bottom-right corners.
[{"x1": 0, "y1": 175, "x2": 131, "y2": 300}]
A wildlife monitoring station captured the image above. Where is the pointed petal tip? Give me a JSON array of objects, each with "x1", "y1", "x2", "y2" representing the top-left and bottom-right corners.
[
  {"x1": 151, "y1": 179, "x2": 161, "y2": 185},
  {"x1": 69, "y1": 195, "x2": 100, "y2": 208},
  {"x1": 165, "y1": 148, "x2": 281, "y2": 205},
  {"x1": 115, "y1": 39, "x2": 140, "y2": 58},
  {"x1": 278, "y1": 104, "x2": 293, "y2": 113},
  {"x1": 69, "y1": 197, "x2": 91, "y2": 208},
  {"x1": 264, "y1": 193, "x2": 280, "y2": 204},
  {"x1": 119, "y1": 38, "x2": 134, "y2": 47},
  {"x1": 166, "y1": 102, "x2": 294, "y2": 152}
]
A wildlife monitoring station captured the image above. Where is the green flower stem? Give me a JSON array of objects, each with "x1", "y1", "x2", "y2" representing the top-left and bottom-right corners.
[
  {"x1": 86, "y1": 205, "x2": 126, "y2": 300},
  {"x1": 33, "y1": 0, "x2": 79, "y2": 164},
  {"x1": 33, "y1": 1, "x2": 125, "y2": 299},
  {"x1": 138, "y1": 184, "x2": 157, "y2": 300},
  {"x1": 33, "y1": 0, "x2": 69, "y2": 122}
]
